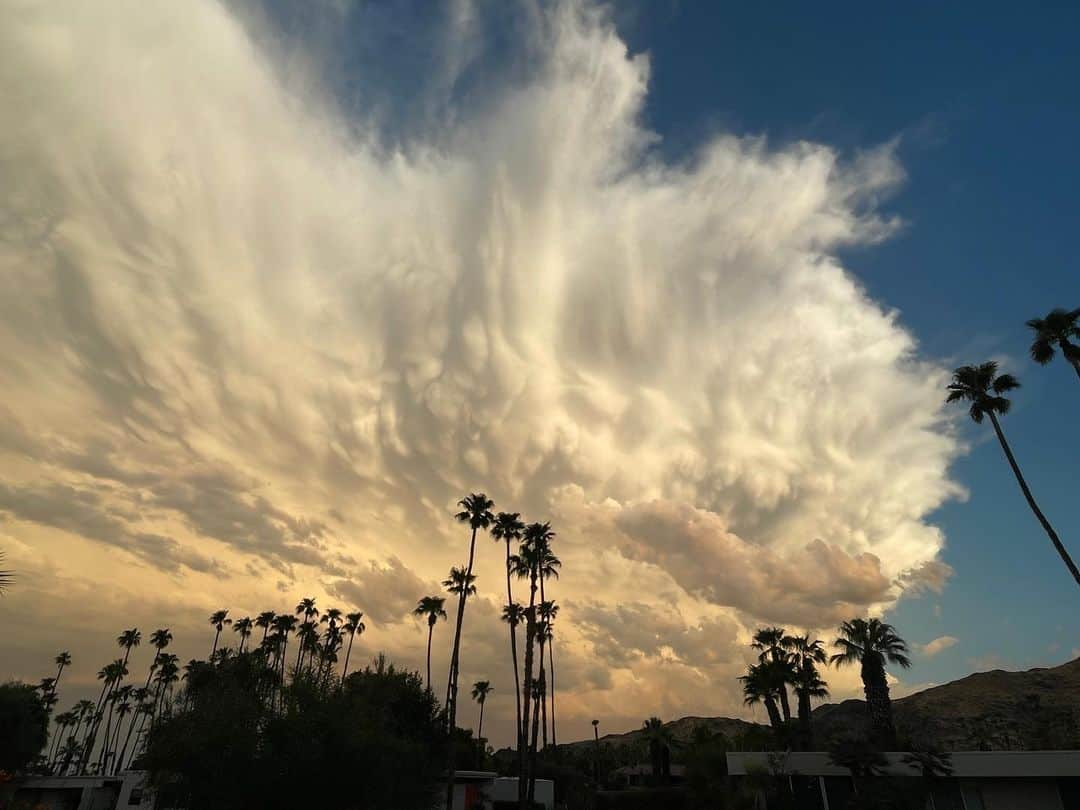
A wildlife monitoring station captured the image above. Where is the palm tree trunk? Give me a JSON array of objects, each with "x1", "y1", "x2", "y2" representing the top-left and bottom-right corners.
[
  {"x1": 342, "y1": 631, "x2": 356, "y2": 682},
  {"x1": 211, "y1": 628, "x2": 220, "y2": 656},
  {"x1": 519, "y1": 573, "x2": 538, "y2": 809},
  {"x1": 48, "y1": 721, "x2": 66, "y2": 768},
  {"x1": 548, "y1": 636, "x2": 558, "y2": 749},
  {"x1": 528, "y1": 677, "x2": 542, "y2": 805},
  {"x1": 478, "y1": 699, "x2": 485, "y2": 742},
  {"x1": 117, "y1": 712, "x2": 140, "y2": 774},
  {"x1": 777, "y1": 685, "x2": 792, "y2": 723},
  {"x1": 797, "y1": 688, "x2": 813, "y2": 750},
  {"x1": 988, "y1": 412, "x2": 1080, "y2": 586},
  {"x1": 764, "y1": 695, "x2": 783, "y2": 730},
  {"x1": 425, "y1": 623, "x2": 434, "y2": 690},
  {"x1": 539, "y1": 637, "x2": 548, "y2": 750},
  {"x1": 862, "y1": 660, "x2": 896, "y2": 748},
  {"x1": 505, "y1": 537, "x2": 523, "y2": 757},
  {"x1": 444, "y1": 524, "x2": 480, "y2": 810},
  {"x1": 54, "y1": 662, "x2": 67, "y2": 693}
]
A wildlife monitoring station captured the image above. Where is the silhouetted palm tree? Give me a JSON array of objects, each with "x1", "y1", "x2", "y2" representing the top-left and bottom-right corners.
[
  {"x1": 255, "y1": 611, "x2": 276, "y2": 645},
  {"x1": 491, "y1": 511, "x2": 525, "y2": 749},
  {"x1": 0, "y1": 549, "x2": 12, "y2": 593},
  {"x1": 341, "y1": 611, "x2": 365, "y2": 681},
  {"x1": 48, "y1": 710, "x2": 76, "y2": 769},
  {"x1": 947, "y1": 362, "x2": 1080, "y2": 586},
  {"x1": 739, "y1": 663, "x2": 783, "y2": 730},
  {"x1": 831, "y1": 618, "x2": 910, "y2": 746},
  {"x1": 294, "y1": 598, "x2": 319, "y2": 671},
  {"x1": 52, "y1": 651, "x2": 72, "y2": 696},
  {"x1": 752, "y1": 627, "x2": 794, "y2": 722},
  {"x1": 472, "y1": 680, "x2": 493, "y2": 743},
  {"x1": 414, "y1": 596, "x2": 447, "y2": 690},
  {"x1": 537, "y1": 600, "x2": 559, "y2": 749},
  {"x1": 1026, "y1": 307, "x2": 1080, "y2": 381},
  {"x1": 786, "y1": 635, "x2": 829, "y2": 748},
  {"x1": 208, "y1": 610, "x2": 231, "y2": 656},
  {"x1": 642, "y1": 717, "x2": 673, "y2": 784},
  {"x1": 501, "y1": 601, "x2": 525, "y2": 750},
  {"x1": 117, "y1": 628, "x2": 141, "y2": 670},
  {"x1": 231, "y1": 617, "x2": 253, "y2": 653}
]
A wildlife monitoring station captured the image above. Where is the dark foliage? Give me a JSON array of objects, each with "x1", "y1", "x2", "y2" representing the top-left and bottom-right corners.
[
  {"x1": 143, "y1": 652, "x2": 446, "y2": 810},
  {"x1": 0, "y1": 681, "x2": 48, "y2": 774}
]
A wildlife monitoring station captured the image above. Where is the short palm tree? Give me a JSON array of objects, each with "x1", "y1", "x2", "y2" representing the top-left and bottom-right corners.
[
  {"x1": 946, "y1": 362, "x2": 1080, "y2": 586},
  {"x1": 414, "y1": 596, "x2": 447, "y2": 690},
  {"x1": 831, "y1": 618, "x2": 911, "y2": 746},
  {"x1": 1026, "y1": 307, "x2": 1080, "y2": 381},
  {"x1": 232, "y1": 617, "x2": 253, "y2": 653},
  {"x1": 341, "y1": 611, "x2": 366, "y2": 681},
  {"x1": 471, "y1": 680, "x2": 493, "y2": 742},
  {"x1": 208, "y1": 610, "x2": 231, "y2": 656}
]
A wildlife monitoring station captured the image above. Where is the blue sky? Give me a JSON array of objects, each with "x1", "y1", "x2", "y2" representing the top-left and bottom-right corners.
[{"x1": 621, "y1": 2, "x2": 1080, "y2": 680}]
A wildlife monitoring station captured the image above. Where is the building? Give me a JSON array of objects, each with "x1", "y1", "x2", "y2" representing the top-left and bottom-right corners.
[
  {"x1": 444, "y1": 771, "x2": 555, "y2": 810},
  {"x1": 0, "y1": 771, "x2": 151, "y2": 810},
  {"x1": 727, "y1": 750, "x2": 1080, "y2": 810}
]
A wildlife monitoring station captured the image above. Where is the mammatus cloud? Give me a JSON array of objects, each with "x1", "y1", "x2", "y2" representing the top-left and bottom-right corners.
[
  {"x1": 0, "y1": 0, "x2": 960, "y2": 745},
  {"x1": 919, "y1": 635, "x2": 959, "y2": 658}
]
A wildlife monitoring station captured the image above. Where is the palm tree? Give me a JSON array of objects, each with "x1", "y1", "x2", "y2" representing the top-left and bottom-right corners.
[
  {"x1": 785, "y1": 635, "x2": 829, "y2": 748},
  {"x1": 537, "y1": 600, "x2": 559, "y2": 749},
  {"x1": 642, "y1": 717, "x2": 673, "y2": 784},
  {"x1": 0, "y1": 549, "x2": 12, "y2": 593},
  {"x1": 48, "y1": 710, "x2": 76, "y2": 769},
  {"x1": 52, "y1": 652, "x2": 72, "y2": 697},
  {"x1": 471, "y1": 680, "x2": 493, "y2": 743},
  {"x1": 81, "y1": 658, "x2": 127, "y2": 773},
  {"x1": 341, "y1": 611, "x2": 365, "y2": 681},
  {"x1": 115, "y1": 687, "x2": 148, "y2": 773},
  {"x1": 752, "y1": 627, "x2": 794, "y2": 722},
  {"x1": 1026, "y1": 307, "x2": 1080, "y2": 381},
  {"x1": 446, "y1": 494, "x2": 495, "y2": 724},
  {"x1": 946, "y1": 362, "x2": 1080, "y2": 586},
  {"x1": 501, "y1": 601, "x2": 525, "y2": 749},
  {"x1": 294, "y1": 597, "x2": 320, "y2": 671},
  {"x1": 255, "y1": 611, "x2": 276, "y2": 645},
  {"x1": 272, "y1": 614, "x2": 298, "y2": 685},
  {"x1": 739, "y1": 663, "x2": 783, "y2": 730},
  {"x1": 831, "y1": 618, "x2": 911, "y2": 746},
  {"x1": 232, "y1": 617, "x2": 254, "y2": 653},
  {"x1": 413, "y1": 597, "x2": 447, "y2": 690},
  {"x1": 117, "y1": 628, "x2": 141, "y2": 670},
  {"x1": 491, "y1": 511, "x2": 525, "y2": 750},
  {"x1": 208, "y1": 610, "x2": 231, "y2": 656},
  {"x1": 536, "y1": 541, "x2": 561, "y2": 751}
]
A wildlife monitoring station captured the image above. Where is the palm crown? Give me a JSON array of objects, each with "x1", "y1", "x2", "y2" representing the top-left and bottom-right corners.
[
  {"x1": 945, "y1": 361, "x2": 1019, "y2": 423},
  {"x1": 471, "y1": 680, "x2": 493, "y2": 702},
  {"x1": 455, "y1": 493, "x2": 495, "y2": 529},
  {"x1": 443, "y1": 567, "x2": 477, "y2": 596},
  {"x1": 830, "y1": 618, "x2": 911, "y2": 672},
  {"x1": 414, "y1": 596, "x2": 447, "y2": 626},
  {"x1": 1026, "y1": 307, "x2": 1080, "y2": 366}
]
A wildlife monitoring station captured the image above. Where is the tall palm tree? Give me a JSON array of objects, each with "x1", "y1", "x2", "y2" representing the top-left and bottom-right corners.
[
  {"x1": 52, "y1": 652, "x2": 72, "y2": 697},
  {"x1": 255, "y1": 611, "x2": 276, "y2": 645},
  {"x1": 491, "y1": 511, "x2": 525, "y2": 750},
  {"x1": 294, "y1": 597, "x2": 320, "y2": 671},
  {"x1": 232, "y1": 617, "x2": 253, "y2": 653},
  {"x1": 48, "y1": 710, "x2": 76, "y2": 770},
  {"x1": 1026, "y1": 307, "x2": 1080, "y2": 381},
  {"x1": 446, "y1": 494, "x2": 495, "y2": 723},
  {"x1": 0, "y1": 549, "x2": 12, "y2": 593},
  {"x1": 81, "y1": 658, "x2": 127, "y2": 773},
  {"x1": 739, "y1": 663, "x2": 783, "y2": 730},
  {"x1": 501, "y1": 601, "x2": 525, "y2": 749},
  {"x1": 115, "y1": 687, "x2": 148, "y2": 773},
  {"x1": 442, "y1": 556, "x2": 483, "y2": 810},
  {"x1": 471, "y1": 680, "x2": 493, "y2": 742},
  {"x1": 537, "y1": 600, "x2": 559, "y2": 749},
  {"x1": 208, "y1": 610, "x2": 231, "y2": 656},
  {"x1": 341, "y1": 611, "x2": 365, "y2": 681},
  {"x1": 117, "y1": 628, "x2": 141, "y2": 670},
  {"x1": 785, "y1": 635, "x2": 829, "y2": 749},
  {"x1": 413, "y1": 596, "x2": 447, "y2": 690},
  {"x1": 830, "y1": 618, "x2": 911, "y2": 746},
  {"x1": 272, "y1": 614, "x2": 298, "y2": 685},
  {"x1": 752, "y1": 627, "x2": 794, "y2": 722},
  {"x1": 947, "y1": 362, "x2": 1080, "y2": 586}
]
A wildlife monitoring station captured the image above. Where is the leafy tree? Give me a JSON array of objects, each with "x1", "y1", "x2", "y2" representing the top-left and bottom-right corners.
[
  {"x1": 413, "y1": 596, "x2": 447, "y2": 690},
  {"x1": 143, "y1": 652, "x2": 445, "y2": 810},
  {"x1": 1027, "y1": 307, "x2": 1080, "y2": 381},
  {"x1": 0, "y1": 681, "x2": 49, "y2": 774},
  {"x1": 947, "y1": 361, "x2": 1080, "y2": 586},
  {"x1": 831, "y1": 619, "x2": 911, "y2": 747}
]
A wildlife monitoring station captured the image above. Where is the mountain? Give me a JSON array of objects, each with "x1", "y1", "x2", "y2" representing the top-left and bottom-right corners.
[{"x1": 549, "y1": 657, "x2": 1080, "y2": 753}]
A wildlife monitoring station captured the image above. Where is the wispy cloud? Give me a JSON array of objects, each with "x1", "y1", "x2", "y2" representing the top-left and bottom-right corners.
[{"x1": 918, "y1": 635, "x2": 959, "y2": 658}]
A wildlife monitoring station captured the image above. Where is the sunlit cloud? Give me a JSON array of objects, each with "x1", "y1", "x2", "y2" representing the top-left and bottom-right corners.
[{"x1": 0, "y1": 0, "x2": 961, "y2": 745}]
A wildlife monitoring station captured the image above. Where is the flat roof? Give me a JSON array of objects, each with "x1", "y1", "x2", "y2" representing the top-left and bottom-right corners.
[{"x1": 727, "y1": 751, "x2": 1080, "y2": 778}]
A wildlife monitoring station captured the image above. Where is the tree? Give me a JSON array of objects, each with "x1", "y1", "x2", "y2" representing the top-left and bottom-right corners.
[
  {"x1": 233, "y1": 617, "x2": 254, "y2": 654},
  {"x1": 255, "y1": 611, "x2": 276, "y2": 645},
  {"x1": 642, "y1": 717, "x2": 673, "y2": 784},
  {"x1": 828, "y1": 736, "x2": 888, "y2": 793},
  {"x1": 471, "y1": 680, "x2": 493, "y2": 744},
  {"x1": 143, "y1": 652, "x2": 446, "y2": 810},
  {"x1": 1026, "y1": 307, "x2": 1080, "y2": 381},
  {"x1": 0, "y1": 549, "x2": 13, "y2": 593},
  {"x1": 413, "y1": 596, "x2": 447, "y2": 691},
  {"x1": 341, "y1": 611, "x2": 366, "y2": 681},
  {"x1": 739, "y1": 663, "x2": 784, "y2": 731},
  {"x1": 831, "y1": 618, "x2": 911, "y2": 747},
  {"x1": 491, "y1": 511, "x2": 525, "y2": 753},
  {"x1": 785, "y1": 635, "x2": 829, "y2": 749},
  {"x1": 946, "y1": 361, "x2": 1080, "y2": 586},
  {"x1": 0, "y1": 681, "x2": 49, "y2": 774},
  {"x1": 752, "y1": 627, "x2": 794, "y2": 722},
  {"x1": 52, "y1": 651, "x2": 72, "y2": 697},
  {"x1": 501, "y1": 601, "x2": 525, "y2": 751},
  {"x1": 208, "y1": 610, "x2": 231, "y2": 656}
]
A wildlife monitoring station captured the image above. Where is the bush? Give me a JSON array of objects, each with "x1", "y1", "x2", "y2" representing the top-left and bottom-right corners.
[{"x1": 0, "y1": 681, "x2": 48, "y2": 775}]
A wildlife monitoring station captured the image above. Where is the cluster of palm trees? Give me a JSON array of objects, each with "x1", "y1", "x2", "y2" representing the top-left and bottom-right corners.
[
  {"x1": 422, "y1": 493, "x2": 562, "y2": 810},
  {"x1": 37, "y1": 598, "x2": 364, "y2": 777},
  {"x1": 740, "y1": 618, "x2": 911, "y2": 749},
  {"x1": 946, "y1": 307, "x2": 1080, "y2": 587}
]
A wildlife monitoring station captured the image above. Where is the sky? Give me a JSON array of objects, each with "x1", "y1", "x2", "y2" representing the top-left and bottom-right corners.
[{"x1": 1, "y1": 0, "x2": 1078, "y2": 749}]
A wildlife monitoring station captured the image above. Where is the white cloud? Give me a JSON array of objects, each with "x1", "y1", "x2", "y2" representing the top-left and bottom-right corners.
[
  {"x1": 918, "y1": 635, "x2": 959, "y2": 658},
  {"x1": 0, "y1": 0, "x2": 962, "y2": 745}
]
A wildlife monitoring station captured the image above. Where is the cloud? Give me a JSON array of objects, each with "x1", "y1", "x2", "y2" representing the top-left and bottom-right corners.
[
  {"x1": 918, "y1": 635, "x2": 959, "y2": 658},
  {"x1": 0, "y1": 0, "x2": 963, "y2": 745}
]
